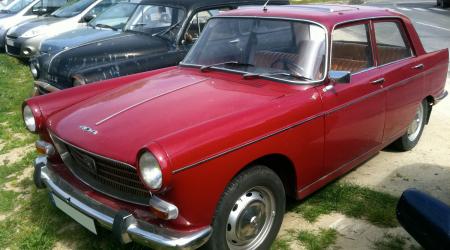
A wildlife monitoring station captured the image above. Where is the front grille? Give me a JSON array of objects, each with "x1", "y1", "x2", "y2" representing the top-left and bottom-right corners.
[
  {"x1": 6, "y1": 45, "x2": 20, "y2": 56},
  {"x1": 51, "y1": 134, "x2": 151, "y2": 205}
]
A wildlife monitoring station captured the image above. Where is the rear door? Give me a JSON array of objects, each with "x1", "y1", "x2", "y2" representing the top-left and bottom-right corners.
[
  {"x1": 321, "y1": 21, "x2": 385, "y2": 175},
  {"x1": 373, "y1": 19, "x2": 425, "y2": 142}
]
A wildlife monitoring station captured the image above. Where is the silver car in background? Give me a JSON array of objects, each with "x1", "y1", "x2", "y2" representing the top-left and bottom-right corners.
[
  {"x1": 0, "y1": 0, "x2": 67, "y2": 48},
  {"x1": 5, "y1": 0, "x2": 121, "y2": 58}
]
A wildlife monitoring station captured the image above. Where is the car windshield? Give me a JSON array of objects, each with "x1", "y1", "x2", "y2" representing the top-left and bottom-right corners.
[
  {"x1": 0, "y1": 0, "x2": 33, "y2": 13},
  {"x1": 182, "y1": 17, "x2": 327, "y2": 83},
  {"x1": 0, "y1": 0, "x2": 15, "y2": 10},
  {"x1": 51, "y1": 0, "x2": 95, "y2": 18},
  {"x1": 89, "y1": 2, "x2": 137, "y2": 30},
  {"x1": 123, "y1": 4, "x2": 185, "y2": 39}
]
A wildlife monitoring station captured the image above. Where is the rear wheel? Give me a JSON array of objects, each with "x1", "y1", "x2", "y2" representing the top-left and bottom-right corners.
[
  {"x1": 443, "y1": 0, "x2": 450, "y2": 8},
  {"x1": 203, "y1": 166, "x2": 285, "y2": 250},
  {"x1": 392, "y1": 100, "x2": 428, "y2": 151}
]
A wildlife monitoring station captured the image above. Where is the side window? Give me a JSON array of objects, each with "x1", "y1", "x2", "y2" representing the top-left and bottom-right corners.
[
  {"x1": 30, "y1": 0, "x2": 66, "y2": 15},
  {"x1": 183, "y1": 8, "x2": 230, "y2": 45},
  {"x1": 331, "y1": 23, "x2": 373, "y2": 74},
  {"x1": 374, "y1": 21, "x2": 412, "y2": 65},
  {"x1": 85, "y1": 0, "x2": 120, "y2": 17}
]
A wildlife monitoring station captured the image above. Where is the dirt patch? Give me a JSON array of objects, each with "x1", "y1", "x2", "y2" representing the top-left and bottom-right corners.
[
  {"x1": 53, "y1": 241, "x2": 79, "y2": 250},
  {"x1": 0, "y1": 145, "x2": 33, "y2": 166},
  {"x1": 3, "y1": 167, "x2": 33, "y2": 193},
  {"x1": 279, "y1": 212, "x2": 420, "y2": 249}
]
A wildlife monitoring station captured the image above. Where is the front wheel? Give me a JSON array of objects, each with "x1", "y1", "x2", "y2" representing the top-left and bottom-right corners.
[
  {"x1": 203, "y1": 166, "x2": 286, "y2": 250},
  {"x1": 392, "y1": 100, "x2": 428, "y2": 151}
]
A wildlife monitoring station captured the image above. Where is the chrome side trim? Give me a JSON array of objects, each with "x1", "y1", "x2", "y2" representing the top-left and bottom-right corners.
[
  {"x1": 36, "y1": 156, "x2": 211, "y2": 249},
  {"x1": 172, "y1": 112, "x2": 323, "y2": 174},
  {"x1": 174, "y1": 61, "x2": 438, "y2": 174}
]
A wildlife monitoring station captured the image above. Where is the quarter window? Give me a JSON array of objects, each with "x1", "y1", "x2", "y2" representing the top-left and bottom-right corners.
[
  {"x1": 331, "y1": 23, "x2": 373, "y2": 73},
  {"x1": 374, "y1": 21, "x2": 412, "y2": 65}
]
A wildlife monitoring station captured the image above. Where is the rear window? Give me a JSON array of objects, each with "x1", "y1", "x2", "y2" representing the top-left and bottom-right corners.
[{"x1": 374, "y1": 21, "x2": 413, "y2": 65}]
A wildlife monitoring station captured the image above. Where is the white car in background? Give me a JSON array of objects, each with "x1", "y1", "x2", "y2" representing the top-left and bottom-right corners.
[
  {"x1": 5, "y1": 0, "x2": 121, "y2": 58},
  {"x1": 0, "y1": 0, "x2": 68, "y2": 48}
]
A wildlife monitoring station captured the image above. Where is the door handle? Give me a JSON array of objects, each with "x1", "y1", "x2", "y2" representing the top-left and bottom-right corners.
[
  {"x1": 370, "y1": 78, "x2": 385, "y2": 85},
  {"x1": 411, "y1": 64, "x2": 424, "y2": 70}
]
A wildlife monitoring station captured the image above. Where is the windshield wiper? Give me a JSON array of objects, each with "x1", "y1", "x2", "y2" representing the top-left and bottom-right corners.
[
  {"x1": 243, "y1": 71, "x2": 312, "y2": 81},
  {"x1": 95, "y1": 23, "x2": 117, "y2": 31},
  {"x1": 200, "y1": 61, "x2": 254, "y2": 72},
  {"x1": 152, "y1": 21, "x2": 181, "y2": 38}
]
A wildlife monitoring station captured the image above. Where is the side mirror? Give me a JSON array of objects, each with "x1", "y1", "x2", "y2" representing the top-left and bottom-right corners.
[
  {"x1": 329, "y1": 70, "x2": 351, "y2": 84},
  {"x1": 32, "y1": 7, "x2": 48, "y2": 16},
  {"x1": 82, "y1": 14, "x2": 96, "y2": 23}
]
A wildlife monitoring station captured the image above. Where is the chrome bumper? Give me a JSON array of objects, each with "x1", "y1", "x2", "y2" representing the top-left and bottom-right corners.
[
  {"x1": 34, "y1": 81, "x2": 60, "y2": 95},
  {"x1": 435, "y1": 90, "x2": 448, "y2": 104},
  {"x1": 34, "y1": 156, "x2": 212, "y2": 249}
]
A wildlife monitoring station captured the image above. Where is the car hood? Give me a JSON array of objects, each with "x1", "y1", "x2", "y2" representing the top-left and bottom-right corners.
[
  {"x1": 0, "y1": 13, "x2": 13, "y2": 19},
  {"x1": 7, "y1": 16, "x2": 60, "y2": 36},
  {"x1": 47, "y1": 32, "x2": 168, "y2": 81},
  {"x1": 48, "y1": 68, "x2": 294, "y2": 166},
  {"x1": 40, "y1": 27, "x2": 121, "y2": 54}
]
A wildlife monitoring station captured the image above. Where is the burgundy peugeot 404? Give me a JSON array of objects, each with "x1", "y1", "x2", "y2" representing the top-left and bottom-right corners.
[{"x1": 22, "y1": 4, "x2": 448, "y2": 250}]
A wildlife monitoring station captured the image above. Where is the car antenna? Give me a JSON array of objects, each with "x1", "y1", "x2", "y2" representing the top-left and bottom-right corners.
[{"x1": 263, "y1": 0, "x2": 270, "y2": 12}]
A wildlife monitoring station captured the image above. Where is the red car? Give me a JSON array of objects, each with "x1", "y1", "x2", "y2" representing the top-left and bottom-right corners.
[{"x1": 23, "y1": 4, "x2": 448, "y2": 249}]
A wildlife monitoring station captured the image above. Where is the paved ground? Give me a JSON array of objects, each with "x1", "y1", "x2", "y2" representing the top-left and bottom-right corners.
[{"x1": 279, "y1": 2, "x2": 450, "y2": 249}]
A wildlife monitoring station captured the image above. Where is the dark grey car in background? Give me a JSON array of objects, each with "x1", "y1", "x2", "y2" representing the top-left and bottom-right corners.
[{"x1": 30, "y1": 0, "x2": 289, "y2": 95}]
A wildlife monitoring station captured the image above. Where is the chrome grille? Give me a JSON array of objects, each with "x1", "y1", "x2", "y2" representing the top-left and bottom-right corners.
[{"x1": 51, "y1": 134, "x2": 151, "y2": 205}]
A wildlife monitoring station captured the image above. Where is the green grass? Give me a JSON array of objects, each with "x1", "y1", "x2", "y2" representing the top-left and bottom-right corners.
[
  {"x1": 0, "y1": 55, "x2": 35, "y2": 153},
  {"x1": 291, "y1": 182, "x2": 399, "y2": 227},
  {"x1": 371, "y1": 233, "x2": 417, "y2": 250},
  {"x1": 271, "y1": 237, "x2": 292, "y2": 250},
  {"x1": 297, "y1": 228, "x2": 338, "y2": 250}
]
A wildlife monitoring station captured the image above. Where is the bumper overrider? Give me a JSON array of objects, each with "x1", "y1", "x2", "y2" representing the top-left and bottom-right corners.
[{"x1": 34, "y1": 156, "x2": 212, "y2": 249}]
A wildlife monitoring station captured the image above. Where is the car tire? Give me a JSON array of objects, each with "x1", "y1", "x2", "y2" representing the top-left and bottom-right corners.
[
  {"x1": 392, "y1": 100, "x2": 428, "y2": 151},
  {"x1": 443, "y1": 0, "x2": 450, "y2": 8},
  {"x1": 202, "y1": 165, "x2": 285, "y2": 250}
]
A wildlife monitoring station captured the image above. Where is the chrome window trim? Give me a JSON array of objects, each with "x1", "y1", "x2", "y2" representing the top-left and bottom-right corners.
[
  {"x1": 180, "y1": 15, "x2": 329, "y2": 85},
  {"x1": 331, "y1": 16, "x2": 417, "y2": 72},
  {"x1": 330, "y1": 22, "x2": 375, "y2": 75}
]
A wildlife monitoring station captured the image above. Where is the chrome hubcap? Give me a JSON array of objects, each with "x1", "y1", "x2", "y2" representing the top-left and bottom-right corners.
[
  {"x1": 226, "y1": 187, "x2": 276, "y2": 250},
  {"x1": 407, "y1": 103, "x2": 424, "y2": 141}
]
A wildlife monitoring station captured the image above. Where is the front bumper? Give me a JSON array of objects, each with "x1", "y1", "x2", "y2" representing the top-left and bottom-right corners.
[
  {"x1": 33, "y1": 80, "x2": 61, "y2": 95},
  {"x1": 34, "y1": 156, "x2": 212, "y2": 249},
  {"x1": 5, "y1": 35, "x2": 39, "y2": 58},
  {"x1": 435, "y1": 90, "x2": 448, "y2": 104}
]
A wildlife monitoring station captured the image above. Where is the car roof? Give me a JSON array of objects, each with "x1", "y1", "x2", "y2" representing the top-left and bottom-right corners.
[
  {"x1": 138, "y1": 0, "x2": 289, "y2": 10},
  {"x1": 218, "y1": 4, "x2": 407, "y2": 29}
]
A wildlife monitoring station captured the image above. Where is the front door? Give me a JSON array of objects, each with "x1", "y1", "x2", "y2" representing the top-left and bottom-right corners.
[{"x1": 320, "y1": 21, "x2": 386, "y2": 175}]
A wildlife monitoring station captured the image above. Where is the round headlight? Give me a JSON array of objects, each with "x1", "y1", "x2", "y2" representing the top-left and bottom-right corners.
[
  {"x1": 138, "y1": 152, "x2": 162, "y2": 190},
  {"x1": 23, "y1": 105, "x2": 36, "y2": 132},
  {"x1": 30, "y1": 63, "x2": 39, "y2": 79}
]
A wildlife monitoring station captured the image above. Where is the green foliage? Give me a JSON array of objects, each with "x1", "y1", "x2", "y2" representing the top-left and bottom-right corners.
[
  {"x1": 296, "y1": 228, "x2": 337, "y2": 250},
  {"x1": 291, "y1": 182, "x2": 399, "y2": 227}
]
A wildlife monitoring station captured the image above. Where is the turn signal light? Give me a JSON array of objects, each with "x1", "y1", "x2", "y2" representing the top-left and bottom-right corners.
[{"x1": 35, "y1": 140, "x2": 55, "y2": 156}]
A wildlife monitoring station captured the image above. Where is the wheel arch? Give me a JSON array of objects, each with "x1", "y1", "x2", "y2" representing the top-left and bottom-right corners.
[
  {"x1": 237, "y1": 154, "x2": 297, "y2": 199},
  {"x1": 425, "y1": 95, "x2": 434, "y2": 124}
]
